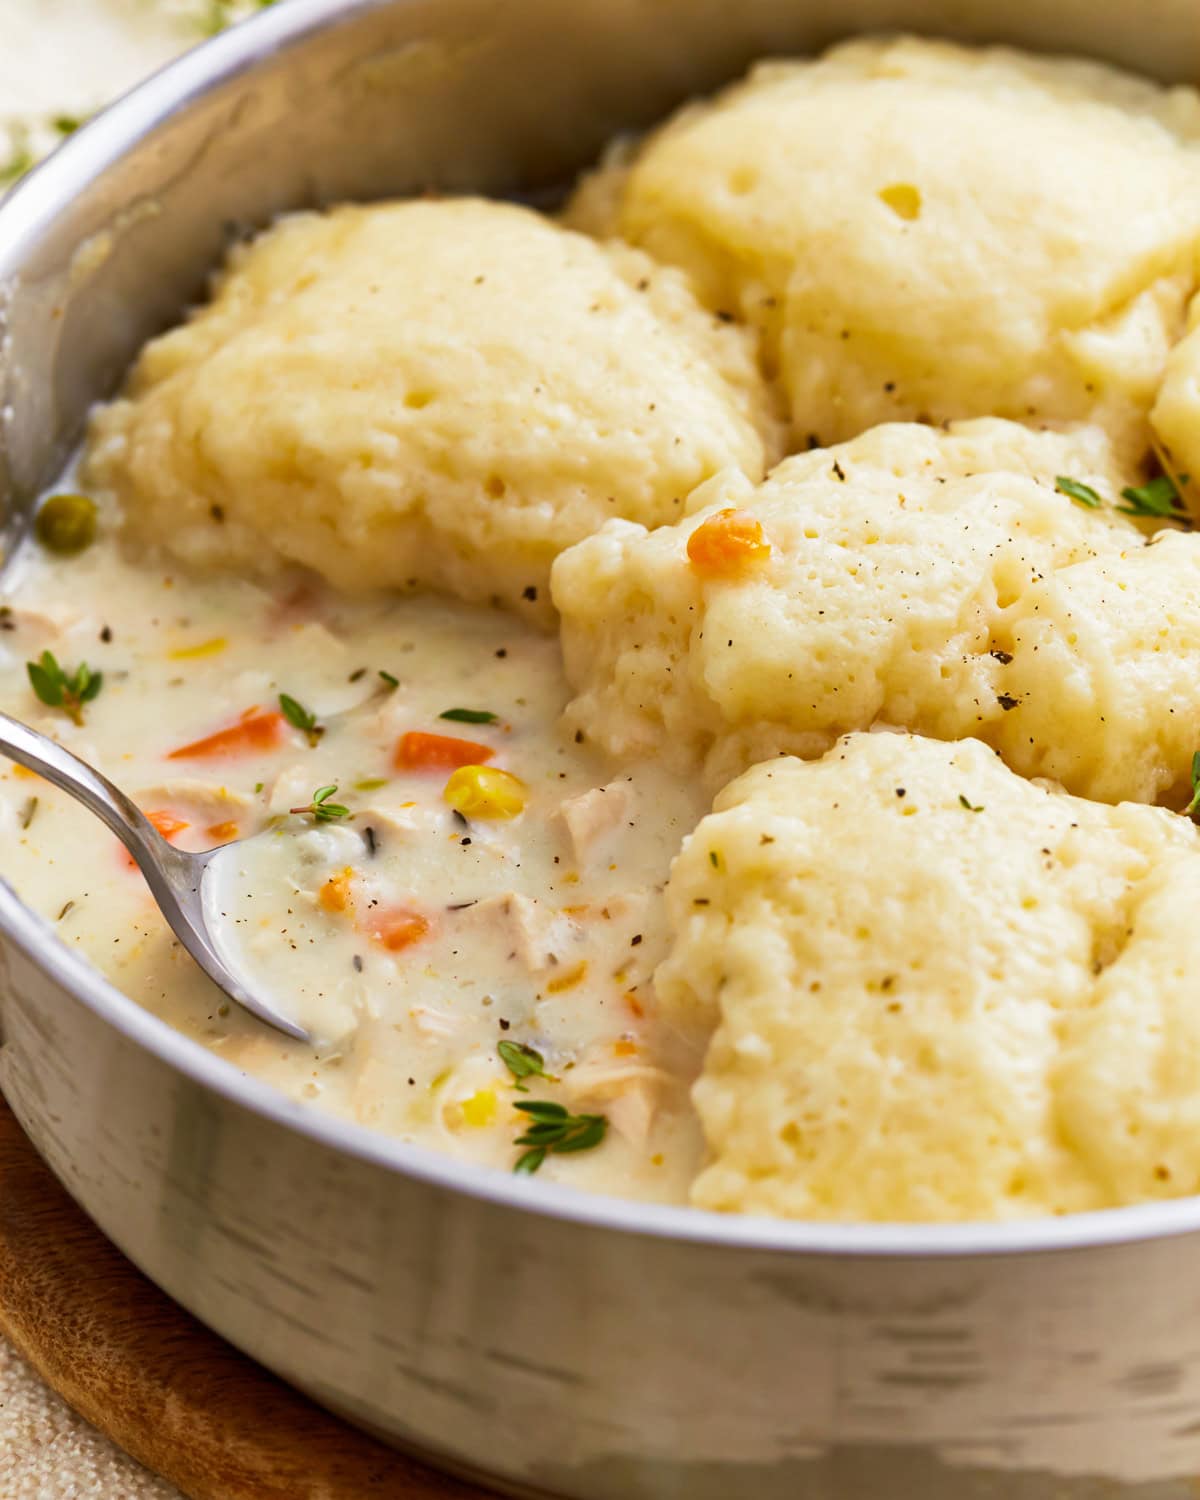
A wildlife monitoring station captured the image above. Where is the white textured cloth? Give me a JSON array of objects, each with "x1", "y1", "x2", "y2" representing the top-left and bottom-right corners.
[{"x1": 0, "y1": 1338, "x2": 181, "y2": 1498}]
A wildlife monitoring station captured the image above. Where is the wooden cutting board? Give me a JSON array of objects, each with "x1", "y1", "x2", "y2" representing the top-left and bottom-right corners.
[{"x1": 0, "y1": 1095, "x2": 497, "y2": 1500}]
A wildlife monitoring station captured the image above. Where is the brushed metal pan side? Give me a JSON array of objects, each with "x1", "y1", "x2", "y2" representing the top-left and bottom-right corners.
[
  {"x1": 4, "y1": 2, "x2": 1200, "y2": 1496},
  {"x1": 7, "y1": 883, "x2": 1200, "y2": 1500}
]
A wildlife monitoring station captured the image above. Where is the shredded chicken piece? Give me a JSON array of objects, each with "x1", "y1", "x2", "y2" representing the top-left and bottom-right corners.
[
  {"x1": 264, "y1": 761, "x2": 320, "y2": 816},
  {"x1": 133, "y1": 777, "x2": 254, "y2": 821},
  {"x1": 0, "y1": 601, "x2": 80, "y2": 639},
  {"x1": 605, "y1": 1087, "x2": 657, "y2": 1150},
  {"x1": 557, "y1": 780, "x2": 633, "y2": 865},
  {"x1": 410, "y1": 1005, "x2": 466, "y2": 1039},
  {"x1": 467, "y1": 892, "x2": 579, "y2": 973},
  {"x1": 559, "y1": 1055, "x2": 675, "y2": 1148}
]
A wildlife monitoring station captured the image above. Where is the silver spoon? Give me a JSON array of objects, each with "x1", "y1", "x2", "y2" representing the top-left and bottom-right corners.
[{"x1": 0, "y1": 708, "x2": 310, "y2": 1042}]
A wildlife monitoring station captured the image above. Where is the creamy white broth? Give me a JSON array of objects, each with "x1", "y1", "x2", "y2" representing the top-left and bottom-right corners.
[{"x1": 0, "y1": 499, "x2": 707, "y2": 1202}]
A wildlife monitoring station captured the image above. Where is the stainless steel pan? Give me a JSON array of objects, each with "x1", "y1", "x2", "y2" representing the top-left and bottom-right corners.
[{"x1": 3, "y1": 3, "x2": 1200, "y2": 1495}]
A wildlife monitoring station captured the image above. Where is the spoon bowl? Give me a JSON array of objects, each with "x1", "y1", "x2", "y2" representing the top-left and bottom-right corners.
[{"x1": 0, "y1": 708, "x2": 310, "y2": 1042}]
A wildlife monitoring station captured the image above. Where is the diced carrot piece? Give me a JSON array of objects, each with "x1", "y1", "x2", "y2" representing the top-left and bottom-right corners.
[
  {"x1": 147, "y1": 810, "x2": 189, "y2": 840},
  {"x1": 686, "y1": 508, "x2": 771, "y2": 577},
  {"x1": 168, "y1": 707, "x2": 287, "y2": 761},
  {"x1": 614, "y1": 1038, "x2": 638, "y2": 1057},
  {"x1": 319, "y1": 869, "x2": 354, "y2": 914},
  {"x1": 125, "y1": 809, "x2": 189, "y2": 867},
  {"x1": 366, "y1": 905, "x2": 431, "y2": 952},
  {"x1": 207, "y1": 820, "x2": 240, "y2": 842},
  {"x1": 394, "y1": 731, "x2": 494, "y2": 771},
  {"x1": 545, "y1": 961, "x2": 588, "y2": 995}
]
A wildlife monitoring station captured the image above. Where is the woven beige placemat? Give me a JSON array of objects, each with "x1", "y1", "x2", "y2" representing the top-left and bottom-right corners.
[{"x1": 0, "y1": 1335, "x2": 182, "y2": 1499}]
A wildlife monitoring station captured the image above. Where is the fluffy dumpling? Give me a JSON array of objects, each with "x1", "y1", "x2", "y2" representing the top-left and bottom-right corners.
[
  {"x1": 84, "y1": 198, "x2": 780, "y2": 624},
  {"x1": 555, "y1": 418, "x2": 1200, "y2": 804},
  {"x1": 1150, "y1": 294, "x2": 1200, "y2": 504},
  {"x1": 657, "y1": 732, "x2": 1200, "y2": 1222},
  {"x1": 567, "y1": 36, "x2": 1200, "y2": 462}
]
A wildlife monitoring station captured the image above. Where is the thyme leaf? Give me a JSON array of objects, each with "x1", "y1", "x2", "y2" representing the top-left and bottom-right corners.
[
  {"x1": 1118, "y1": 474, "x2": 1191, "y2": 521},
  {"x1": 1054, "y1": 475, "x2": 1102, "y2": 510},
  {"x1": 290, "y1": 784, "x2": 352, "y2": 822},
  {"x1": 498, "y1": 1039, "x2": 548, "y2": 1092},
  {"x1": 1184, "y1": 751, "x2": 1200, "y2": 820},
  {"x1": 279, "y1": 692, "x2": 324, "y2": 746},
  {"x1": 441, "y1": 707, "x2": 498, "y2": 724},
  {"x1": 26, "y1": 650, "x2": 102, "y2": 725}
]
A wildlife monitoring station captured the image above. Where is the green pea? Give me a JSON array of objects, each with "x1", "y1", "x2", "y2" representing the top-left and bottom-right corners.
[{"x1": 34, "y1": 493, "x2": 97, "y2": 555}]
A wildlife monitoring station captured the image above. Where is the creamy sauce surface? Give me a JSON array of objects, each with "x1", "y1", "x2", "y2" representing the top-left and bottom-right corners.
[{"x1": 0, "y1": 490, "x2": 707, "y2": 1201}]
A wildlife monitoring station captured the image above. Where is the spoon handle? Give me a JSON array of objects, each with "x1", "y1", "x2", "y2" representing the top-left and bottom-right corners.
[
  {"x1": 0, "y1": 709, "x2": 311, "y2": 1043},
  {"x1": 0, "y1": 708, "x2": 165, "y2": 865}
]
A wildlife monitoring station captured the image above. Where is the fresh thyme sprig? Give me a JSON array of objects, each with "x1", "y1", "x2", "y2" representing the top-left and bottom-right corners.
[
  {"x1": 512, "y1": 1100, "x2": 608, "y2": 1174},
  {"x1": 289, "y1": 784, "x2": 352, "y2": 822},
  {"x1": 279, "y1": 692, "x2": 324, "y2": 746},
  {"x1": 26, "y1": 650, "x2": 102, "y2": 726}
]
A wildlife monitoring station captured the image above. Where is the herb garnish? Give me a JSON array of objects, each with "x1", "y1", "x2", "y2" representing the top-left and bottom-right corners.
[
  {"x1": 279, "y1": 693, "x2": 324, "y2": 746},
  {"x1": 512, "y1": 1100, "x2": 608, "y2": 1174},
  {"x1": 290, "y1": 784, "x2": 352, "y2": 822},
  {"x1": 378, "y1": 670, "x2": 400, "y2": 692},
  {"x1": 1184, "y1": 752, "x2": 1200, "y2": 820},
  {"x1": 441, "y1": 707, "x2": 498, "y2": 724},
  {"x1": 1118, "y1": 474, "x2": 1190, "y2": 520},
  {"x1": 958, "y1": 794, "x2": 984, "y2": 813},
  {"x1": 498, "y1": 1040, "x2": 549, "y2": 1092},
  {"x1": 26, "y1": 651, "x2": 102, "y2": 725},
  {"x1": 1054, "y1": 472, "x2": 1193, "y2": 526},
  {"x1": 1054, "y1": 476, "x2": 1102, "y2": 510},
  {"x1": 20, "y1": 797, "x2": 38, "y2": 831}
]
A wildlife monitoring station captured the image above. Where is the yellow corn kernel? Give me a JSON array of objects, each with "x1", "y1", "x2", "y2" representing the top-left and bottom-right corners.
[
  {"x1": 443, "y1": 764, "x2": 526, "y2": 820},
  {"x1": 460, "y1": 1087, "x2": 497, "y2": 1127},
  {"x1": 168, "y1": 636, "x2": 228, "y2": 661},
  {"x1": 878, "y1": 182, "x2": 921, "y2": 220}
]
